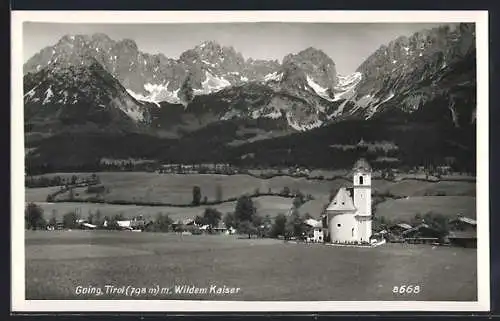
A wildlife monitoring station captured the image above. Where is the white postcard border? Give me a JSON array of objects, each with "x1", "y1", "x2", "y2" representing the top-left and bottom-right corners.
[{"x1": 11, "y1": 10, "x2": 490, "y2": 312}]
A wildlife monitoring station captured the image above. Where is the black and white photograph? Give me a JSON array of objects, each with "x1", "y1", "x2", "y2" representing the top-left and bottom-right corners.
[{"x1": 11, "y1": 11, "x2": 489, "y2": 312}]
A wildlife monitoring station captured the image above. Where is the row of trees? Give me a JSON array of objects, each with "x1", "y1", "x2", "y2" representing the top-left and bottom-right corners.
[
  {"x1": 191, "y1": 185, "x2": 312, "y2": 206},
  {"x1": 26, "y1": 173, "x2": 100, "y2": 188}
]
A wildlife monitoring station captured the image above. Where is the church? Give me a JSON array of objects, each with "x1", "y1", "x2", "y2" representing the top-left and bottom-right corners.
[{"x1": 322, "y1": 158, "x2": 373, "y2": 244}]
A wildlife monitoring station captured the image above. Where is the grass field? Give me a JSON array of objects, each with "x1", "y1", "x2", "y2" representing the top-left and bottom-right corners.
[
  {"x1": 31, "y1": 195, "x2": 294, "y2": 222},
  {"x1": 375, "y1": 196, "x2": 476, "y2": 222},
  {"x1": 27, "y1": 172, "x2": 475, "y2": 205},
  {"x1": 25, "y1": 230, "x2": 477, "y2": 301},
  {"x1": 25, "y1": 172, "x2": 476, "y2": 223}
]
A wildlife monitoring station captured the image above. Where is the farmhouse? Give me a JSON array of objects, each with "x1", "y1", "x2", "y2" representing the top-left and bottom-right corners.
[
  {"x1": 304, "y1": 219, "x2": 324, "y2": 243},
  {"x1": 386, "y1": 223, "x2": 413, "y2": 242},
  {"x1": 401, "y1": 223, "x2": 440, "y2": 244},
  {"x1": 448, "y1": 215, "x2": 477, "y2": 248},
  {"x1": 322, "y1": 158, "x2": 373, "y2": 244}
]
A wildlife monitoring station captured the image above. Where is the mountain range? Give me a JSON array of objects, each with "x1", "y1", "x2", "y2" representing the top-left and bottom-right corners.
[{"x1": 23, "y1": 23, "x2": 477, "y2": 174}]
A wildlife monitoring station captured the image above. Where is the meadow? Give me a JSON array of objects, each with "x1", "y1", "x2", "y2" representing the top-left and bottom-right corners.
[
  {"x1": 25, "y1": 172, "x2": 477, "y2": 223},
  {"x1": 25, "y1": 230, "x2": 477, "y2": 301},
  {"x1": 31, "y1": 196, "x2": 294, "y2": 222},
  {"x1": 375, "y1": 196, "x2": 476, "y2": 222}
]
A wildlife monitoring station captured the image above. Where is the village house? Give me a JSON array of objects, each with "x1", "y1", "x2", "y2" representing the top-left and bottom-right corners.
[
  {"x1": 303, "y1": 218, "x2": 324, "y2": 243},
  {"x1": 448, "y1": 215, "x2": 477, "y2": 248},
  {"x1": 321, "y1": 158, "x2": 373, "y2": 244},
  {"x1": 386, "y1": 223, "x2": 413, "y2": 242},
  {"x1": 401, "y1": 223, "x2": 441, "y2": 244}
]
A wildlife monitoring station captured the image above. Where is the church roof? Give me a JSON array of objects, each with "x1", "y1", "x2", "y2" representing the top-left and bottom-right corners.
[
  {"x1": 326, "y1": 187, "x2": 357, "y2": 212},
  {"x1": 353, "y1": 158, "x2": 372, "y2": 172}
]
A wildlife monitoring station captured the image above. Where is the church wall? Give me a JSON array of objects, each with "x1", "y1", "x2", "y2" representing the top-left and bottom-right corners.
[
  {"x1": 356, "y1": 216, "x2": 372, "y2": 242},
  {"x1": 328, "y1": 213, "x2": 358, "y2": 242}
]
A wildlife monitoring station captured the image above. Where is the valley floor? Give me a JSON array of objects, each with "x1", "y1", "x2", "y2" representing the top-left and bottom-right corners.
[{"x1": 25, "y1": 230, "x2": 477, "y2": 301}]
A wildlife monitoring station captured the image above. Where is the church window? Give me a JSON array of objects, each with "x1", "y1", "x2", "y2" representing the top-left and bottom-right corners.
[
  {"x1": 359, "y1": 176, "x2": 364, "y2": 185},
  {"x1": 352, "y1": 227, "x2": 354, "y2": 237},
  {"x1": 337, "y1": 223, "x2": 341, "y2": 228}
]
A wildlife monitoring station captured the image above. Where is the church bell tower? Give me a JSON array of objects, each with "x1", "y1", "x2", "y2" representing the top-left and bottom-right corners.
[{"x1": 352, "y1": 158, "x2": 372, "y2": 242}]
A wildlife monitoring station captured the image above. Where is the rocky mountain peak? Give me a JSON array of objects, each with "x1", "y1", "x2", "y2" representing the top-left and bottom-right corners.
[
  {"x1": 115, "y1": 38, "x2": 139, "y2": 52},
  {"x1": 281, "y1": 47, "x2": 337, "y2": 91}
]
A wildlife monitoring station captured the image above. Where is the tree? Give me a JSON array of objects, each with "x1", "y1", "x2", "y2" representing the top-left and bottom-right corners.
[
  {"x1": 203, "y1": 208, "x2": 222, "y2": 229},
  {"x1": 68, "y1": 187, "x2": 75, "y2": 201},
  {"x1": 192, "y1": 186, "x2": 201, "y2": 205},
  {"x1": 153, "y1": 213, "x2": 174, "y2": 232},
  {"x1": 271, "y1": 213, "x2": 287, "y2": 238},
  {"x1": 411, "y1": 213, "x2": 424, "y2": 226},
  {"x1": 215, "y1": 184, "x2": 223, "y2": 202},
  {"x1": 285, "y1": 208, "x2": 304, "y2": 239},
  {"x1": 223, "y1": 212, "x2": 236, "y2": 229},
  {"x1": 238, "y1": 220, "x2": 257, "y2": 239},
  {"x1": 423, "y1": 211, "x2": 449, "y2": 241},
  {"x1": 62, "y1": 211, "x2": 79, "y2": 229},
  {"x1": 25, "y1": 203, "x2": 46, "y2": 230},
  {"x1": 373, "y1": 215, "x2": 391, "y2": 232},
  {"x1": 260, "y1": 214, "x2": 273, "y2": 237},
  {"x1": 94, "y1": 210, "x2": 102, "y2": 227},
  {"x1": 281, "y1": 186, "x2": 291, "y2": 196},
  {"x1": 87, "y1": 212, "x2": 94, "y2": 225},
  {"x1": 202, "y1": 196, "x2": 208, "y2": 204},
  {"x1": 293, "y1": 192, "x2": 306, "y2": 209},
  {"x1": 194, "y1": 215, "x2": 206, "y2": 226},
  {"x1": 234, "y1": 195, "x2": 256, "y2": 225},
  {"x1": 48, "y1": 210, "x2": 57, "y2": 228}
]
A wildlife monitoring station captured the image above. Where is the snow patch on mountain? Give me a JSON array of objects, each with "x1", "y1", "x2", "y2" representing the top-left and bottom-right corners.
[
  {"x1": 126, "y1": 89, "x2": 160, "y2": 107},
  {"x1": 125, "y1": 83, "x2": 181, "y2": 104},
  {"x1": 264, "y1": 71, "x2": 283, "y2": 82},
  {"x1": 333, "y1": 72, "x2": 362, "y2": 101},
  {"x1": 306, "y1": 75, "x2": 334, "y2": 102},
  {"x1": 24, "y1": 86, "x2": 38, "y2": 100},
  {"x1": 365, "y1": 92, "x2": 395, "y2": 119},
  {"x1": 193, "y1": 71, "x2": 231, "y2": 95},
  {"x1": 42, "y1": 86, "x2": 54, "y2": 105},
  {"x1": 112, "y1": 98, "x2": 145, "y2": 122},
  {"x1": 251, "y1": 108, "x2": 282, "y2": 120},
  {"x1": 286, "y1": 116, "x2": 323, "y2": 131},
  {"x1": 331, "y1": 99, "x2": 350, "y2": 118}
]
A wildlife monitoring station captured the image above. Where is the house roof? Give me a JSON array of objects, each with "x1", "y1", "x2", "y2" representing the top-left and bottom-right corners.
[
  {"x1": 304, "y1": 218, "x2": 322, "y2": 228},
  {"x1": 450, "y1": 216, "x2": 477, "y2": 226},
  {"x1": 402, "y1": 223, "x2": 432, "y2": 235},
  {"x1": 396, "y1": 223, "x2": 413, "y2": 230},
  {"x1": 326, "y1": 187, "x2": 357, "y2": 212}
]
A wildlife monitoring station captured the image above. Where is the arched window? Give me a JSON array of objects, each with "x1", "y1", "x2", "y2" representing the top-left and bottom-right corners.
[{"x1": 359, "y1": 176, "x2": 364, "y2": 185}]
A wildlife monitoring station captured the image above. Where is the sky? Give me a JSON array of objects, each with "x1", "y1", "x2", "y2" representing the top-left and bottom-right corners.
[{"x1": 23, "y1": 22, "x2": 452, "y2": 75}]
